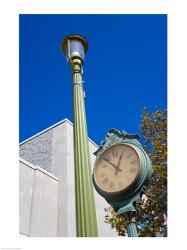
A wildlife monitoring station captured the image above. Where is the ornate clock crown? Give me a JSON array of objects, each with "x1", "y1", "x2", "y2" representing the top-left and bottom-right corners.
[{"x1": 94, "y1": 128, "x2": 140, "y2": 158}]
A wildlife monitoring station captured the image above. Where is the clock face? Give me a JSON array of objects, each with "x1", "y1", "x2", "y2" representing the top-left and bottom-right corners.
[{"x1": 93, "y1": 144, "x2": 141, "y2": 195}]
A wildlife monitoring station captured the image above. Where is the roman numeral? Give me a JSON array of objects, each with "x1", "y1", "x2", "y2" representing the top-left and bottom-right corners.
[
  {"x1": 130, "y1": 168, "x2": 137, "y2": 174},
  {"x1": 109, "y1": 182, "x2": 115, "y2": 189},
  {"x1": 100, "y1": 172, "x2": 106, "y2": 178},
  {"x1": 130, "y1": 160, "x2": 137, "y2": 164},
  {"x1": 126, "y1": 177, "x2": 132, "y2": 182},
  {"x1": 127, "y1": 153, "x2": 132, "y2": 159},
  {"x1": 105, "y1": 156, "x2": 111, "y2": 161},
  {"x1": 102, "y1": 178, "x2": 109, "y2": 186},
  {"x1": 112, "y1": 150, "x2": 118, "y2": 157}
]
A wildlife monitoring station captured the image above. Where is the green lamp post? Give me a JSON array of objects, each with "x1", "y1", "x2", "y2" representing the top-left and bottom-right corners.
[{"x1": 61, "y1": 34, "x2": 98, "y2": 237}]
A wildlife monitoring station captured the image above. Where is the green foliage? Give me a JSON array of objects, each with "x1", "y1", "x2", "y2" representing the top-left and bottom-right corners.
[
  {"x1": 104, "y1": 108, "x2": 167, "y2": 237},
  {"x1": 104, "y1": 206, "x2": 128, "y2": 236}
]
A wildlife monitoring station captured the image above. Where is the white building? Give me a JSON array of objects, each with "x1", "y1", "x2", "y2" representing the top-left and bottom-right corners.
[{"x1": 19, "y1": 118, "x2": 117, "y2": 237}]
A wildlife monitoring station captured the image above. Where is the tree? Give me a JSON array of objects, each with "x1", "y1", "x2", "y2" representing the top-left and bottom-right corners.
[{"x1": 104, "y1": 108, "x2": 167, "y2": 237}]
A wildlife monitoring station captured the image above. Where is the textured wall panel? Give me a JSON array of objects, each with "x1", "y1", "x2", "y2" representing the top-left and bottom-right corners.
[{"x1": 20, "y1": 130, "x2": 53, "y2": 174}]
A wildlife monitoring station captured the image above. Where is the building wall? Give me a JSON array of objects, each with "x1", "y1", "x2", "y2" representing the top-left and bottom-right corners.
[
  {"x1": 19, "y1": 119, "x2": 117, "y2": 237},
  {"x1": 19, "y1": 158, "x2": 58, "y2": 236}
]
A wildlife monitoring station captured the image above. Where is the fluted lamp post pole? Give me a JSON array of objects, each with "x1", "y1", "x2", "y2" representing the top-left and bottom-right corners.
[{"x1": 61, "y1": 34, "x2": 98, "y2": 237}]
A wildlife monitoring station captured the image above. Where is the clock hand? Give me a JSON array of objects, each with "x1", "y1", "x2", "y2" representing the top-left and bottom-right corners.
[
  {"x1": 104, "y1": 158, "x2": 122, "y2": 175},
  {"x1": 115, "y1": 152, "x2": 124, "y2": 173},
  {"x1": 104, "y1": 158, "x2": 118, "y2": 170}
]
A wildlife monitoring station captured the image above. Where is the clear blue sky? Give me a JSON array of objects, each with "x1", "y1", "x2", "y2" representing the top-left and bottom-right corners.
[{"x1": 19, "y1": 14, "x2": 167, "y2": 144}]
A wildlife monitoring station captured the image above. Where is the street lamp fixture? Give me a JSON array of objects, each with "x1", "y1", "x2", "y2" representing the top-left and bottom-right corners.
[
  {"x1": 62, "y1": 34, "x2": 88, "y2": 66},
  {"x1": 61, "y1": 34, "x2": 98, "y2": 237}
]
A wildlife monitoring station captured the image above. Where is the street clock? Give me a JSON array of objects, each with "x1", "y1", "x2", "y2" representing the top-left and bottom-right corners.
[
  {"x1": 94, "y1": 143, "x2": 141, "y2": 194},
  {"x1": 93, "y1": 129, "x2": 152, "y2": 212}
]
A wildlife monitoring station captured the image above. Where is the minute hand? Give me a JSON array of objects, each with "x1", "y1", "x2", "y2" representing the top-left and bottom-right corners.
[{"x1": 104, "y1": 158, "x2": 118, "y2": 169}]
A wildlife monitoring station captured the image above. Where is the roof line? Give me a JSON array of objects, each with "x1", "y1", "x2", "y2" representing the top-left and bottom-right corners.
[
  {"x1": 19, "y1": 118, "x2": 72, "y2": 145},
  {"x1": 19, "y1": 118, "x2": 99, "y2": 148},
  {"x1": 19, "y1": 157, "x2": 59, "y2": 181}
]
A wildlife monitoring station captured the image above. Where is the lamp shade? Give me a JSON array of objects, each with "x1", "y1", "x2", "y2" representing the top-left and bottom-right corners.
[{"x1": 62, "y1": 34, "x2": 88, "y2": 63}]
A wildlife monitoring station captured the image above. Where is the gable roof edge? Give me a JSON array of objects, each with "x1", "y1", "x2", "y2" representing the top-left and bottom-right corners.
[{"x1": 19, "y1": 118, "x2": 98, "y2": 148}]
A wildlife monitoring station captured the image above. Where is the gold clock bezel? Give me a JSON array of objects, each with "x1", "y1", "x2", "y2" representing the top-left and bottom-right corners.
[{"x1": 93, "y1": 143, "x2": 142, "y2": 195}]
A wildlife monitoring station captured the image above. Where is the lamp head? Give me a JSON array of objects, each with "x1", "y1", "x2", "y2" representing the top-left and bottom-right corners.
[{"x1": 62, "y1": 34, "x2": 88, "y2": 65}]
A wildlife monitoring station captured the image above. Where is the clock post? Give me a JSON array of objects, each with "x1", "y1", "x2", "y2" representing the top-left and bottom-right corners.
[
  {"x1": 93, "y1": 128, "x2": 152, "y2": 237},
  {"x1": 61, "y1": 35, "x2": 98, "y2": 237},
  {"x1": 117, "y1": 204, "x2": 139, "y2": 237},
  {"x1": 121, "y1": 211, "x2": 138, "y2": 237}
]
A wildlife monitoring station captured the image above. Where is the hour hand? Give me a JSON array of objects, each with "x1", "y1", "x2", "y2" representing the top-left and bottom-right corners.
[{"x1": 117, "y1": 152, "x2": 124, "y2": 170}]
